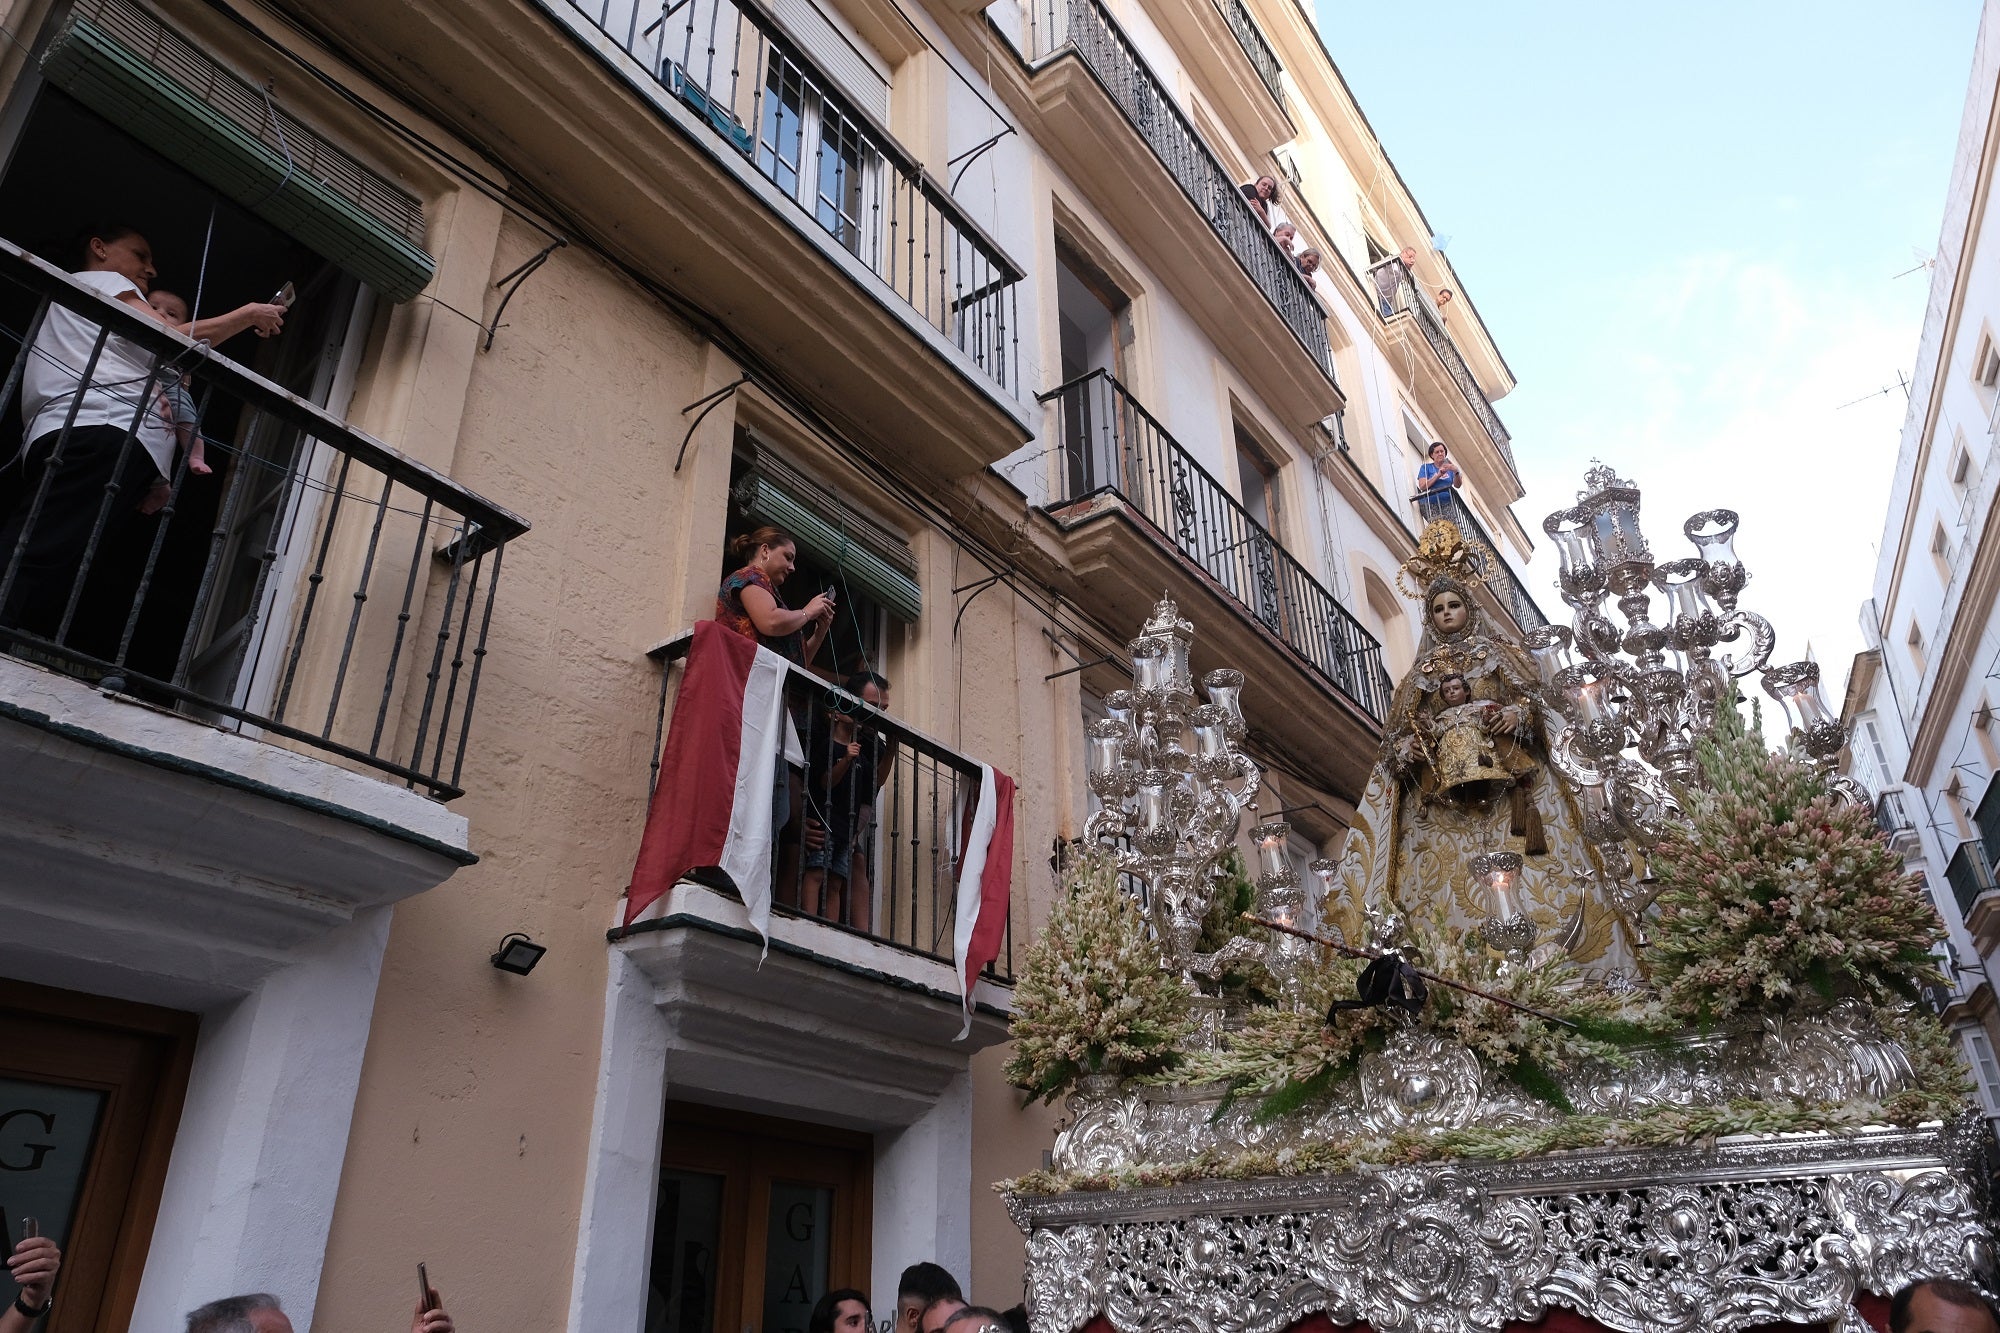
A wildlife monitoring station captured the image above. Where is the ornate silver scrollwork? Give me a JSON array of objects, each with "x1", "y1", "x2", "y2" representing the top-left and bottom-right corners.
[{"x1": 1018, "y1": 1120, "x2": 1995, "y2": 1333}]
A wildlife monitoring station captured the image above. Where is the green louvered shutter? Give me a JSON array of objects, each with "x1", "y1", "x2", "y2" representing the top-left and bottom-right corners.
[
  {"x1": 735, "y1": 455, "x2": 921, "y2": 623},
  {"x1": 41, "y1": 0, "x2": 436, "y2": 302}
]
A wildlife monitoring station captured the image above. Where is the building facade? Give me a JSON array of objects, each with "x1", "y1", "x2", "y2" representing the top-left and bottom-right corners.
[
  {"x1": 0, "y1": 0, "x2": 1539, "y2": 1328},
  {"x1": 1841, "y1": 0, "x2": 2000, "y2": 1130}
]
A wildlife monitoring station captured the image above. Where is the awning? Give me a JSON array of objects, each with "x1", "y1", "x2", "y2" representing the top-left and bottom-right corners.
[
  {"x1": 42, "y1": 0, "x2": 437, "y2": 302},
  {"x1": 735, "y1": 454, "x2": 921, "y2": 623}
]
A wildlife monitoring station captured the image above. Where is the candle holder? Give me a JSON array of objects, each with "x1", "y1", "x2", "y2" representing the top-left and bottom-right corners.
[{"x1": 1471, "y1": 850, "x2": 1537, "y2": 967}]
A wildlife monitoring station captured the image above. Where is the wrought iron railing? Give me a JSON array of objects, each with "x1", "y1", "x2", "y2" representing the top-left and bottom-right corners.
[
  {"x1": 1021, "y1": 0, "x2": 1334, "y2": 383},
  {"x1": 1221, "y1": 0, "x2": 1284, "y2": 108},
  {"x1": 546, "y1": 0, "x2": 1023, "y2": 398},
  {"x1": 1875, "y1": 789, "x2": 1916, "y2": 839},
  {"x1": 1370, "y1": 256, "x2": 1513, "y2": 469},
  {"x1": 649, "y1": 636, "x2": 1015, "y2": 981},
  {"x1": 0, "y1": 240, "x2": 527, "y2": 799},
  {"x1": 1946, "y1": 840, "x2": 1998, "y2": 919},
  {"x1": 1406, "y1": 489, "x2": 1546, "y2": 630},
  {"x1": 1044, "y1": 370, "x2": 1387, "y2": 721}
]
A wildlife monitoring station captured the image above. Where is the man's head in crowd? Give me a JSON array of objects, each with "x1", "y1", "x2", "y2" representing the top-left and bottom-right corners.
[
  {"x1": 898, "y1": 1262, "x2": 963, "y2": 1333},
  {"x1": 920, "y1": 1296, "x2": 968, "y2": 1333},
  {"x1": 941, "y1": 1305, "x2": 1012, "y2": 1333},
  {"x1": 187, "y1": 1293, "x2": 290, "y2": 1333},
  {"x1": 1891, "y1": 1279, "x2": 2000, "y2": 1333}
]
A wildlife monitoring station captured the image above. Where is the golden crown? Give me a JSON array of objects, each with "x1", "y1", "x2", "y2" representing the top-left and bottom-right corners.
[{"x1": 1394, "y1": 519, "x2": 1497, "y2": 602}]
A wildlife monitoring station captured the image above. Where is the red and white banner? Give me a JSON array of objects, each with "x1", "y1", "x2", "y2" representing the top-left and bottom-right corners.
[
  {"x1": 626, "y1": 620, "x2": 798, "y2": 947},
  {"x1": 953, "y1": 763, "x2": 1016, "y2": 1039}
]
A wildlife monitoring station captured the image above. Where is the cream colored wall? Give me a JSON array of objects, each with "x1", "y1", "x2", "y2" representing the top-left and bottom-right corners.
[{"x1": 312, "y1": 215, "x2": 727, "y2": 1333}]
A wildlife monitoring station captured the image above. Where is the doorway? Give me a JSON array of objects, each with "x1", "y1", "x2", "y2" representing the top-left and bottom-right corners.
[
  {"x1": 0, "y1": 980, "x2": 197, "y2": 1333},
  {"x1": 647, "y1": 1104, "x2": 872, "y2": 1333}
]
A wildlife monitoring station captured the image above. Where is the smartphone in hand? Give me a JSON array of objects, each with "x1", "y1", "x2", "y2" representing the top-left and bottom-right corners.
[
  {"x1": 21, "y1": 1217, "x2": 37, "y2": 1240},
  {"x1": 271, "y1": 282, "x2": 297, "y2": 309},
  {"x1": 418, "y1": 1262, "x2": 437, "y2": 1312}
]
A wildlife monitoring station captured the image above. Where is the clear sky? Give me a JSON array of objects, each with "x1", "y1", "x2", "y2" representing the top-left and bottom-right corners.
[{"x1": 1320, "y1": 0, "x2": 1984, "y2": 697}]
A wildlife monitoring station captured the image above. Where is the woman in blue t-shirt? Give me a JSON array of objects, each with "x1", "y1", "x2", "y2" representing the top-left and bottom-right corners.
[{"x1": 1415, "y1": 441, "x2": 1461, "y2": 521}]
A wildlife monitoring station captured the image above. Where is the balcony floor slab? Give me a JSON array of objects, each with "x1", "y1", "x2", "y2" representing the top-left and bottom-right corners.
[
  {"x1": 614, "y1": 882, "x2": 1011, "y2": 1131},
  {"x1": 0, "y1": 655, "x2": 471, "y2": 1010}
]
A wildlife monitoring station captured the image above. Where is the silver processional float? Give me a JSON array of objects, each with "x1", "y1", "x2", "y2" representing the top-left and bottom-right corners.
[{"x1": 1005, "y1": 465, "x2": 1992, "y2": 1333}]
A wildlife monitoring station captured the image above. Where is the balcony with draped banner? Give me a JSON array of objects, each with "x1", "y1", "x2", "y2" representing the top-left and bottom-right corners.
[{"x1": 1040, "y1": 369, "x2": 1386, "y2": 801}]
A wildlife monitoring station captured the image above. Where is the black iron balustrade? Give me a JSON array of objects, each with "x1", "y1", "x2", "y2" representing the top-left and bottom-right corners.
[
  {"x1": 1370, "y1": 255, "x2": 1514, "y2": 468},
  {"x1": 1946, "y1": 839, "x2": 1998, "y2": 919},
  {"x1": 649, "y1": 636, "x2": 1015, "y2": 981},
  {"x1": 1406, "y1": 488, "x2": 1547, "y2": 630},
  {"x1": 1221, "y1": 0, "x2": 1284, "y2": 109},
  {"x1": 0, "y1": 239, "x2": 527, "y2": 800},
  {"x1": 1045, "y1": 369, "x2": 1387, "y2": 721},
  {"x1": 1875, "y1": 788, "x2": 1916, "y2": 839},
  {"x1": 551, "y1": 0, "x2": 1023, "y2": 398},
  {"x1": 1022, "y1": 0, "x2": 1334, "y2": 383}
]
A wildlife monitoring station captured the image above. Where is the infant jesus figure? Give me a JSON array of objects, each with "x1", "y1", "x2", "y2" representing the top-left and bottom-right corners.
[{"x1": 1426, "y1": 671, "x2": 1513, "y2": 798}]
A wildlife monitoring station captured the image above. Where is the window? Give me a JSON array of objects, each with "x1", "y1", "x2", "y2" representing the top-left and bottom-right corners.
[
  {"x1": 1947, "y1": 775, "x2": 1973, "y2": 838},
  {"x1": 1974, "y1": 332, "x2": 2000, "y2": 395},
  {"x1": 757, "y1": 52, "x2": 882, "y2": 261},
  {"x1": 1850, "y1": 715, "x2": 1888, "y2": 792},
  {"x1": 1964, "y1": 1030, "x2": 2000, "y2": 1112},
  {"x1": 649, "y1": 1104, "x2": 871, "y2": 1333},
  {"x1": 1933, "y1": 520, "x2": 1956, "y2": 579},
  {"x1": 1235, "y1": 429, "x2": 1280, "y2": 533},
  {"x1": 0, "y1": 78, "x2": 368, "y2": 710},
  {"x1": 1909, "y1": 622, "x2": 1928, "y2": 678},
  {"x1": 1054, "y1": 238, "x2": 1131, "y2": 499},
  {"x1": 1979, "y1": 701, "x2": 2000, "y2": 771},
  {"x1": 1951, "y1": 434, "x2": 1980, "y2": 495}
]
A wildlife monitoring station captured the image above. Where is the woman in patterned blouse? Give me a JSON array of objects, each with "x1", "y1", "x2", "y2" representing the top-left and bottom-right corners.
[{"x1": 716, "y1": 525, "x2": 834, "y2": 667}]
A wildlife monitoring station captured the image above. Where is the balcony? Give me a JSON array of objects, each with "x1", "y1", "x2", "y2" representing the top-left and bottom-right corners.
[
  {"x1": 1040, "y1": 370, "x2": 1388, "y2": 796},
  {"x1": 1874, "y1": 788, "x2": 1924, "y2": 859},
  {"x1": 1946, "y1": 840, "x2": 1998, "y2": 920},
  {"x1": 0, "y1": 240, "x2": 524, "y2": 1002},
  {"x1": 1010, "y1": 0, "x2": 1336, "y2": 408},
  {"x1": 630, "y1": 634, "x2": 1014, "y2": 981},
  {"x1": 1407, "y1": 489, "x2": 1547, "y2": 632},
  {"x1": 554, "y1": 0, "x2": 1022, "y2": 398},
  {"x1": 1221, "y1": 0, "x2": 1286, "y2": 109},
  {"x1": 1371, "y1": 256, "x2": 1515, "y2": 473}
]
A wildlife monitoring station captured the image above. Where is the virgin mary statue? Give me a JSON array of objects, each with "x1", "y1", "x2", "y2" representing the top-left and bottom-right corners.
[{"x1": 1330, "y1": 521, "x2": 1633, "y2": 971}]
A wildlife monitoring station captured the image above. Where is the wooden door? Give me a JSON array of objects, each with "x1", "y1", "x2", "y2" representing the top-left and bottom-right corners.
[
  {"x1": 0, "y1": 981, "x2": 196, "y2": 1333},
  {"x1": 651, "y1": 1104, "x2": 872, "y2": 1333}
]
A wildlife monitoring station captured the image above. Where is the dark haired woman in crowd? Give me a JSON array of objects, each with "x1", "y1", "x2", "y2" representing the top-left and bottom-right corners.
[{"x1": 1240, "y1": 175, "x2": 1279, "y2": 226}]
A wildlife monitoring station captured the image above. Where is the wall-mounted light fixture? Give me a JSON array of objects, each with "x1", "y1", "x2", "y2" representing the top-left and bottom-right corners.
[{"x1": 490, "y1": 933, "x2": 547, "y2": 976}]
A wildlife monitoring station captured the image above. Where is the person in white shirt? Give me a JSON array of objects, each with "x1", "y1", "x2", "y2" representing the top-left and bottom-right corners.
[{"x1": 0, "y1": 222, "x2": 285, "y2": 663}]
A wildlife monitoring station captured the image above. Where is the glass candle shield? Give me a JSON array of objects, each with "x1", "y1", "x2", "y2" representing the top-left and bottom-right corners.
[
  {"x1": 1086, "y1": 719, "x2": 1128, "y2": 789},
  {"x1": 1189, "y1": 704, "x2": 1230, "y2": 764},
  {"x1": 1131, "y1": 641, "x2": 1169, "y2": 693},
  {"x1": 1471, "y1": 850, "x2": 1524, "y2": 920},
  {"x1": 1252, "y1": 819, "x2": 1293, "y2": 881},
  {"x1": 1762, "y1": 661, "x2": 1832, "y2": 731},
  {"x1": 1202, "y1": 668, "x2": 1246, "y2": 736},
  {"x1": 1685, "y1": 509, "x2": 1741, "y2": 570}
]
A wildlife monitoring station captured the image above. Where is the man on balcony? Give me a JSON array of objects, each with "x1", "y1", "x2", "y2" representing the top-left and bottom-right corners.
[
  {"x1": 0, "y1": 224, "x2": 284, "y2": 666},
  {"x1": 1415, "y1": 441, "x2": 1461, "y2": 522}
]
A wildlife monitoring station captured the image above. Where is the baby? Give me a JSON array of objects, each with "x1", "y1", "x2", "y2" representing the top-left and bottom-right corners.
[
  {"x1": 1427, "y1": 672, "x2": 1507, "y2": 795},
  {"x1": 144, "y1": 289, "x2": 209, "y2": 475}
]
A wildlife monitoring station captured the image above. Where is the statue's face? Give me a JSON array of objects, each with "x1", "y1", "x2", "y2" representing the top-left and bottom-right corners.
[
  {"x1": 1440, "y1": 676, "x2": 1468, "y2": 706},
  {"x1": 1429, "y1": 590, "x2": 1469, "y2": 635}
]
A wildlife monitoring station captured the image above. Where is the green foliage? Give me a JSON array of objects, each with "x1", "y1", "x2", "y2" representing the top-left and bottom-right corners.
[
  {"x1": 1003, "y1": 848, "x2": 1196, "y2": 1103},
  {"x1": 1648, "y1": 692, "x2": 1947, "y2": 1026}
]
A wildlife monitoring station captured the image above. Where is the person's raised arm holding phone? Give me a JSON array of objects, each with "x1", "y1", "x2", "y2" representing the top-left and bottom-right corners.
[
  {"x1": 1, "y1": 1219, "x2": 60, "y2": 1333},
  {"x1": 414, "y1": 1264, "x2": 456, "y2": 1333}
]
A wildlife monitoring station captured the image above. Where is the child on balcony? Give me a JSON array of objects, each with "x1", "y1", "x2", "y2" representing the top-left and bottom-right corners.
[{"x1": 145, "y1": 289, "x2": 209, "y2": 476}]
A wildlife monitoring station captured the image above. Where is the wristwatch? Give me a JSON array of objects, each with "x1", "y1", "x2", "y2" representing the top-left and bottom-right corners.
[{"x1": 13, "y1": 1292, "x2": 52, "y2": 1320}]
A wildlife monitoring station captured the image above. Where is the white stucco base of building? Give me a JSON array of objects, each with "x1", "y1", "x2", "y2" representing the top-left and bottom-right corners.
[
  {"x1": 0, "y1": 656, "x2": 474, "y2": 1331},
  {"x1": 569, "y1": 885, "x2": 1011, "y2": 1331}
]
